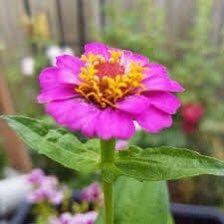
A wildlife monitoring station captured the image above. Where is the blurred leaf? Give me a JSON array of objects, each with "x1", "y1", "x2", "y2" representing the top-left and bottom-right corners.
[
  {"x1": 1, "y1": 115, "x2": 100, "y2": 173},
  {"x1": 96, "y1": 177, "x2": 170, "y2": 224},
  {"x1": 104, "y1": 145, "x2": 224, "y2": 182}
]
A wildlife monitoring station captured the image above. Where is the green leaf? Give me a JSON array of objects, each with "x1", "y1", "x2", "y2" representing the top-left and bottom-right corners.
[
  {"x1": 109, "y1": 146, "x2": 224, "y2": 182},
  {"x1": 96, "y1": 177, "x2": 171, "y2": 224},
  {"x1": 1, "y1": 115, "x2": 100, "y2": 173}
]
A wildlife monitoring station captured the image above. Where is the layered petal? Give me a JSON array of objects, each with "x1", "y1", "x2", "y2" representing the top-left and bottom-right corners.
[
  {"x1": 96, "y1": 108, "x2": 135, "y2": 140},
  {"x1": 144, "y1": 63, "x2": 169, "y2": 78},
  {"x1": 37, "y1": 67, "x2": 78, "y2": 103},
  {"x1": 116, "y1": 95, "x2": 149, "y2": 115},
  {"x1": 142, "y1": 75, "x2": 184, "y2": 92},
  {"x1": 56, "y1": 55, "x2": 84, "y2": 75},
  {"x1": 46, "y1": 98, "x2": 100, "y2": 137},
  {"x1": 136, "y1": 105, "x2": 172, "y2": 133},
  {"x1": 37, "y1": 86, "x2": 75, "y2": 103},
  {"x1": 84, "y1": 42, "x2": 110, "y2": 60},
  {"x1": 145, "y1": 91, "x2": 181, "y2": 114},
  {"x1": 39, "y1": 67, "x2": 80, "y2": 86},
  {"x1": 121, "y1": 50, "x2": 149, "y2": 67}
]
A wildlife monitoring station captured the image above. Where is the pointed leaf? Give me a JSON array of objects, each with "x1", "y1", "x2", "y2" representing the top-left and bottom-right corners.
[
  {"x1": 110, "y1": 146, "x2": 224, "y2": 182},
  {"x1": 1, "y1": 115, "x2": 100, "y2": 173}
]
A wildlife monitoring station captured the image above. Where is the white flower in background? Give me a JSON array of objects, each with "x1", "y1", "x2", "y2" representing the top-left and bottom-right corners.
[
  {"x1": 46, "y1": 45, "x2": 61, "y2": 66},
  {"x1": 46, "y1": 45, "x2": 74, "y2": 66},
  {"x1": 61, "y1": 46, "x2": 74, "y2": 55},
  {"x1": 21, "y1": 57, "x2": 35, "y2": 76}
]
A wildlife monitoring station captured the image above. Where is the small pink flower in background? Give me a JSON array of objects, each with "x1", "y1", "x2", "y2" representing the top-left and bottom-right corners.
[
  {"x1": 80, "y1": 182, "x2": 102, "y2": 203},
  {"x1": 27, "y1": 169, "x2": 63, "y2": 205},
  {"x1": 181, "y1": 103, "x2": 204, "y2": 124},
  {"x1": 27, "y1": 168, "x2": 45, "y2": 184},
  {"x1": 50, "y1": 211, "x2": 98, "y2": 224},
  {"x1": 38, "y1": 42, "x2": 184, "y2": 140},
  {"x1": 72, "y1": 211, "x2": 98, "y2": 224},
  {"x1": 116, "y1": 140, "x2": 128, "y2": 151},
  {"x1": 50, "y1": 212, "x2": 73, "y2": 224},
  {"x1": 181, "y1": 102, "x2": 204, "y2": 133}
]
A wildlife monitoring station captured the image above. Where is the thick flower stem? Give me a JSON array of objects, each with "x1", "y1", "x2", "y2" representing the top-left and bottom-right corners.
[{"x1": 100, "y1": 139, "x2": 115, "y2": 224}]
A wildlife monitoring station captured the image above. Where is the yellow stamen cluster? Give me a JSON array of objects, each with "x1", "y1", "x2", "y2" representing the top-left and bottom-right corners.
[{"x1": 76, "y1": 51, "x2": 146, "y2": 108}]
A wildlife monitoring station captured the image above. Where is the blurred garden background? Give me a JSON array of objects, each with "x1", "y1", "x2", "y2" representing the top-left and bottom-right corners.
[{"x1": 1, "y1": 0, "x2": 224, "y2": 222}]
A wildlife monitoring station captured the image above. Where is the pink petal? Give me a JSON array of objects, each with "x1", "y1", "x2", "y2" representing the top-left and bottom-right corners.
[
  {"x1": 116, "y1": 95, "x2": 149, "y2": 115},
  {"x1": 144, "y1": 63, "x2": 169, "y2": 78},
  {"x1": 37, "y1": 67, "x2": 79, "y2": 103},
  {"x1": 96, "y1": 108, "x2": 135, "y2": 140},
  {"x1": 56, "y1": 54, "x2": 85, "y2": 74},
  {"x1": 136, "y1": 105, "x2": 172, "y2": 133},
  {"x1": 145, "y1": 91, "x2": 181, "y2": 114},
  {"x1": 39, "y1": 67, "x2": 80, "y2": 86},
  {"x1": 46, "y1": 99, "x2": 80, "y2": 126},
  {"x1": 142, "y1": 75, "x2": 184, "y2": 92},
  {"x1": 46, "y1": 99, "x2": 101, "y2": 138},
  {"x1": 84, "y1": 42, "x2": 110, "y2": 60},
  {"x1": 129, "y1": 53, "x2": 149, "y2": 66},
  {"x1": 37, "y1": 85, "x2": 76, "y2": 103},
  {"x1": 80, "y1": 106, "x2": 101, "y2": 138},
  {"x1": 57, "y1": 68, "x2": 80, "y2": 85},
  {"x1": 121, "y1": 50, "x2": 149, "y2": 66}
]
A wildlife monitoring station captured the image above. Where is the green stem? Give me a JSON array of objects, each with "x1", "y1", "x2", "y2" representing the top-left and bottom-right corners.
[{"x1": 100, "y1": 139, "x2": 115, "y2": 224}]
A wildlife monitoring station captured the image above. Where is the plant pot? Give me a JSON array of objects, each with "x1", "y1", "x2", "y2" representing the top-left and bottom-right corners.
[
  {"x1": 10, "y1": 201, "x2": 32, "y2": 224},
  {"x1": 171, "y1": 203, "x2": 224, "y2": 224},
  {"x1": 11, "y1": 201, "x2": 224, "y2": 224}
]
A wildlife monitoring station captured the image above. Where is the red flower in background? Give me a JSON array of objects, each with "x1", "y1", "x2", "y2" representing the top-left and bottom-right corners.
[{"x1": 181, "y1": 103, "x2": 204, "y2": 133}]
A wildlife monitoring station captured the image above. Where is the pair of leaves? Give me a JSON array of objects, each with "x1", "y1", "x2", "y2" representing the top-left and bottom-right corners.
[
  {"x1": 2, "y1": 115, "x2": 224, "y2": 183},
  {"x1": 96, "y1": 177, "x2": 171, "y2": 224}
]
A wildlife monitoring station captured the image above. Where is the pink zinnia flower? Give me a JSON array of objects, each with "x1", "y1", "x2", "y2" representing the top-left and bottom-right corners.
[{"x1": 38, "y1": 42, "x2": 184, "y2": 139}]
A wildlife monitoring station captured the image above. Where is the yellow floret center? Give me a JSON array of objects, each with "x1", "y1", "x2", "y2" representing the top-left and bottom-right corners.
[{"x1": 75, "y1": 50, "x2": 145, "y2": 108}]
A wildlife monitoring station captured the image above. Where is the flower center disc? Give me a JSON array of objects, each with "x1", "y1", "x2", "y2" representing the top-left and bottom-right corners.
[
  {"x1": 76, "y1": 52, "x2": 145, "y2": 108},
  {"x1": 95, "y1": 62, "x2": 125, "y2": 78}
]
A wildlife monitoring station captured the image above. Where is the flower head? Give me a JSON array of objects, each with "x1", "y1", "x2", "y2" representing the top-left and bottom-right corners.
[
  {"x1": 181, "y1": 102, "x2": 204, "y2": 133},
  {"x1": 27, "y1": 168, "x2": 45, "y2": 184},
  {"x1": 27, "y1": 170, "x2": 63, "y2": 205},
  {"x1": 80, "y1": 182, "x2": 102, "y2": 203},
  {"x1": 38, "y1": 42, "x2": 184, "y2": 140}
]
